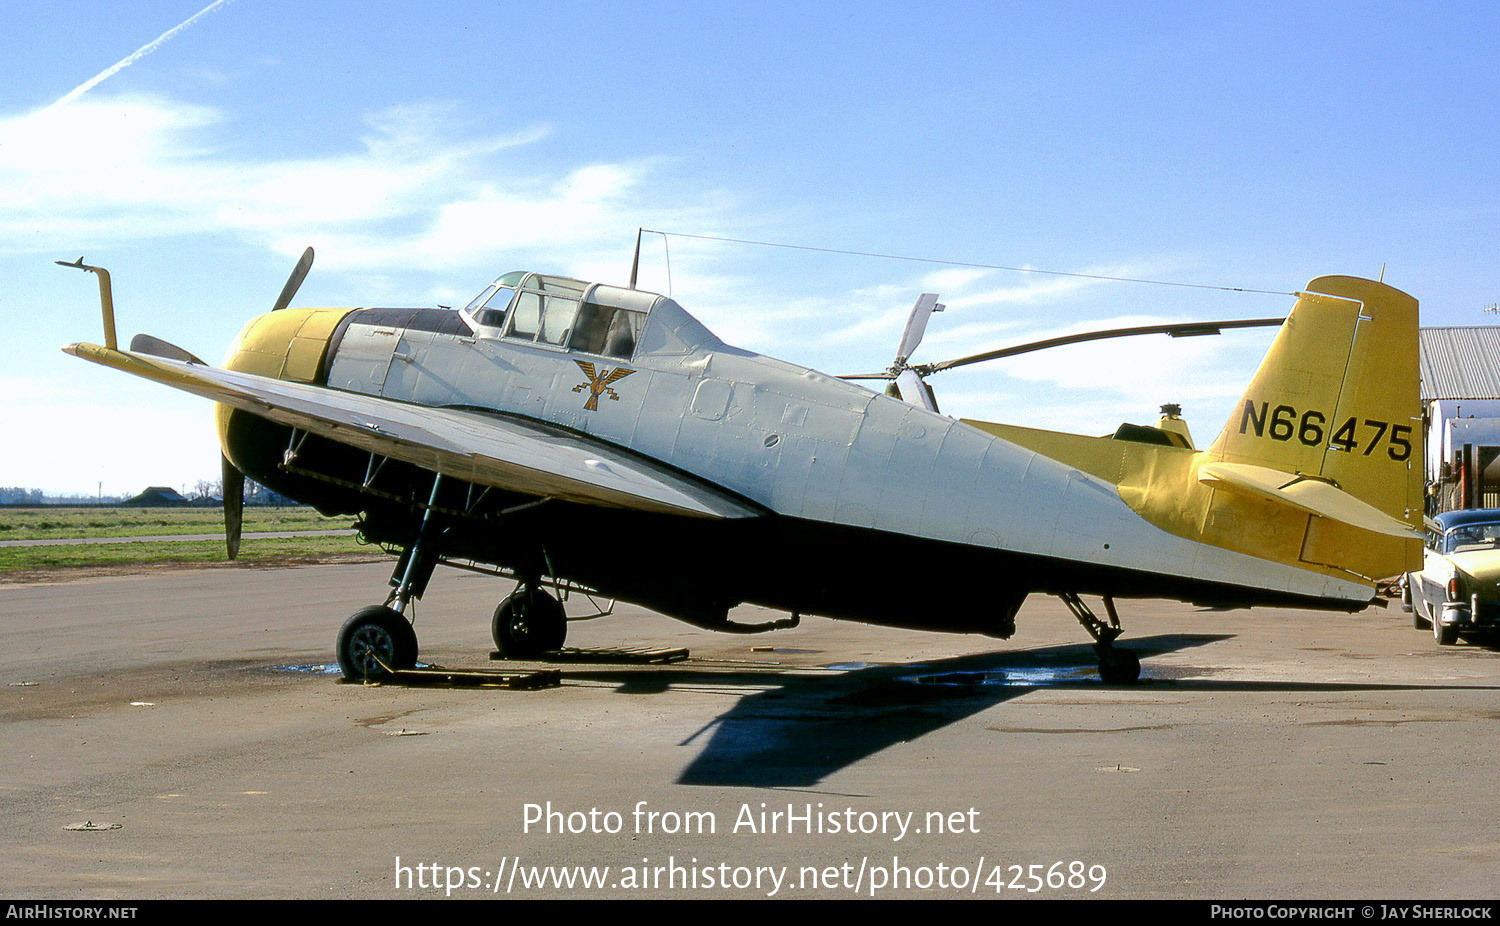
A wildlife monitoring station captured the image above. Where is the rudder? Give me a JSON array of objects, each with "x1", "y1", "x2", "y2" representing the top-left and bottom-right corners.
[{"x1": 1206, "y1": 275, "x2": 1423, "y2": 577}]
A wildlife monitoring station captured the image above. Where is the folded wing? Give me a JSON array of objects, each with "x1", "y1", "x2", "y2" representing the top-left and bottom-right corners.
[{"x1": 65, "y1": 343, "x2": 763, "y2": 520}]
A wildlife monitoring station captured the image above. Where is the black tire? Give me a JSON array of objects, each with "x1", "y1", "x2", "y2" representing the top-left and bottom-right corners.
[
  {"x1": 492, "y1": 588, "x2": 566, "y2": 658},
  {"x1": 1098, "y1": 647, "x2": 1141, "y2": 684},
  {"x1": 1434, "y1": 615, "x2": 1458, "y2": 646},
  {"x1": 337, "y1": 606, "x2": 418, "y2": 681},
  {"x1": 1413, "y1": 596, "x2": 1432, "y2": 630}
]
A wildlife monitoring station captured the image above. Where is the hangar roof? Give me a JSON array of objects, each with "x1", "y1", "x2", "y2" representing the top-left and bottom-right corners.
[{"x1": 1420, "y1": 327, "x2": 1500, "y2": 401}]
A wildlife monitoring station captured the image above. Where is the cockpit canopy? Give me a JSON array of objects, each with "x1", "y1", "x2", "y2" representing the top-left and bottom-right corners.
[{"x1": 461, "y1": 271, "x2": 652, "y2": 361}]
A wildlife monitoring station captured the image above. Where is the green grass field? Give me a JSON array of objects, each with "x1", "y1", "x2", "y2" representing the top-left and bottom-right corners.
[
  {"x1": 0, "y1": 506, "x2": 350, "y2": 540},
  {"x1": 0, "y1": 507, "x2": 380, "y2": 578}
]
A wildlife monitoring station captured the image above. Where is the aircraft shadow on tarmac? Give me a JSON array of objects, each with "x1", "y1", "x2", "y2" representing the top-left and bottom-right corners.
[
  {"x1": 568, "y1": 634, "x2": 1221, "y2": 789},
  {"x1": 558, "y1": 632, "x2": 1500, "y2": 788}
]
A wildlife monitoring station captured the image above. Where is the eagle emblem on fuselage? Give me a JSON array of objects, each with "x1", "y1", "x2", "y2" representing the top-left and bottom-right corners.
[{"x1": 572, "y1": 360, "x2": 635, "y2": 411}]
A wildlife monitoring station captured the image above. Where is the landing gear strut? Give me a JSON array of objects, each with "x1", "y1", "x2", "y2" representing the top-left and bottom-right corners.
[
  {"x1": 337, "y1": 476, "x2": 446, "y2": 681},
  {"x1": 1058, "y1": 592, "x2": 1141, "y2": 684}
]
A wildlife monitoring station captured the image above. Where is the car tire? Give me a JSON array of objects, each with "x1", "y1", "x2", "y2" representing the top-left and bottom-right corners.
[{"x1": 1413, "y1": 594, "x2": 1433, "y2": 630}]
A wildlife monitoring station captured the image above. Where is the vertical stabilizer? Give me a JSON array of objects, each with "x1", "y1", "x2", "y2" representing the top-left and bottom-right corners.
[{"x1": 1205, "y1": 276, "x2": 1422, "y2": 576}]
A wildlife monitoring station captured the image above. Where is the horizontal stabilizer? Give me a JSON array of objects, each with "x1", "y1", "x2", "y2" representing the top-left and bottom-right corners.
[{"x1": 1198, "y1": 461, "x2": 1420, "y2": 539}]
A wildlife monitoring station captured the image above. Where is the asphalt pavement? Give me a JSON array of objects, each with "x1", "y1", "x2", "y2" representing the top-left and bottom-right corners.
[{"x1": 2, "y1": 561, "x2": 1497, "y2": 899}]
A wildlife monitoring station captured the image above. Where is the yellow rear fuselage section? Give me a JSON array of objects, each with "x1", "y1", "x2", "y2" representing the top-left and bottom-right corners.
[
  {"x1": 960, "y1": 421, "x2": 1387, "y2": 580},
  {"x1": 963, "y1": 275, "x2": 1424, "y2": 584}
]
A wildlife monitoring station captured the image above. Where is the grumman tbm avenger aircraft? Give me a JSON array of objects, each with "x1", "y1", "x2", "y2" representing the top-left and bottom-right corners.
[{"x1": 59, "y1": 249, "x2": 1423, "y2": 683}]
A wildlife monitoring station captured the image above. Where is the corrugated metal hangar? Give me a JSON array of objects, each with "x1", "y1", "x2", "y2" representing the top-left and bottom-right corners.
[{"x1": 1420, "y1": 327, "x2": 1500, "y2": 512}]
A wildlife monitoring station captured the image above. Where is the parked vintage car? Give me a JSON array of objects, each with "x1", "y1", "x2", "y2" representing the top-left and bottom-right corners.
[{"x1": 1404, "y1": 508, "x2": 1500, "y2": 644}]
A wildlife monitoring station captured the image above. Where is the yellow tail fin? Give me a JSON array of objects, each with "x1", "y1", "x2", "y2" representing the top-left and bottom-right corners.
[{"x1": 1205, "y1": 275, "x2": 1423, "y2": 576}]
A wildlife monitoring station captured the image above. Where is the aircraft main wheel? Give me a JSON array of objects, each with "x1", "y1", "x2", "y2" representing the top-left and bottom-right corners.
[
  {"x1": 492, "y1": 588, "x2": 566, "y2": 658},
  {"x1": 1098, "y1": 647, "x2": 1141, "y2": 684},
  {"x1": 337, "y1": 606, "x2": 418, "y2": 681}
]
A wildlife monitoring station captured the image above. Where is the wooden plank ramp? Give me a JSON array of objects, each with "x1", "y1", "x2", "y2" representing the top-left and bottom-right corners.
[
  {"x1": 378, "y1": 664, "x2": 562, "y2": 689},
  {"x1": 490, "y1": 646, "x2": 690, "y2": 665}
]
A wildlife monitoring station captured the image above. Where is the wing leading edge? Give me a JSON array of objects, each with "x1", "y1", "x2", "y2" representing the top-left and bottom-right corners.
[{"x1": 64, "y1": 342, "x2": 764, "y2": 520}]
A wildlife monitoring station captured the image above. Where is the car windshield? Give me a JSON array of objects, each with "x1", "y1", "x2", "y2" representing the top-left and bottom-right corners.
[{"x1": 1443, "y1": 522, "x2": 1500, "y2": 553}]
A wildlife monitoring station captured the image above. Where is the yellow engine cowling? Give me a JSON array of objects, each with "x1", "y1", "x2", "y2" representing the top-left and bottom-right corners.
[{"x1": 214, "y1": 307, "x2": 353, "y2": 462}]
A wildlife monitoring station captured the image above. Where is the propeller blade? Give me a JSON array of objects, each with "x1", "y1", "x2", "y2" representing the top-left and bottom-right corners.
[
  {"x1": 893, "y1": 293, "x2": 943, "y2": 367},
  {"x1": 894, "y1": 369, "x2": 939, "y2": 412},
  {"x1": 270, "y1": 247, "x2": 315, "y2": 313},
  {"x1": 222, "y1": 454, "x2": 244, "y2": 560},
  {"x1": 919, "y1": 317, "x2": 1287, "y2": 375},
  {"x1": 129, "y1": 333, "x2": 205, "y2": 365}
]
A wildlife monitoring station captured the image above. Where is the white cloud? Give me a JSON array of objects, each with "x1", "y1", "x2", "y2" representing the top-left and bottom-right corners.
[
  {"x1": 922, "y1": 315, "x2": 1279, "y2": 443},
  {"x1": 812, "y1": 263, "x2": 1290, "y2": 436},
  {"x1": 0, "y1": 88, "x2": 749, "y2": 494},
  {"x1": 938, "y1": 273, "x2": 1100, "y2": 311},
  {"x1": 917, "y1": 267, "x2": 993, "y2": 292},
  {"x1": 915, "y1": 319, "x2": 1026, "y2": 358},
  {"x1": 987, "y1": 314, "x2": 1268, "y2": 392},
  {"x1": 2, "y1": 85, "x2": 1281, "y2": 496},
  {"x1": 0, "y1": 92, "x2": 725, "y2": 281}
]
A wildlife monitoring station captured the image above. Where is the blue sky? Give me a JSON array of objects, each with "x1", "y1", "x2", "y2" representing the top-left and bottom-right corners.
[{"x1": 3, "y1": 1, "x2": 1497, "y2": 495}]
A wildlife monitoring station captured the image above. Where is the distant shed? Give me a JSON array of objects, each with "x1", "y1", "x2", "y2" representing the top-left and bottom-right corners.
[
  {"x1": 1420, "y1": 327, "x2": 1500, "y2": 510},
  {"x1": 120, "y1": 486, "x2": 191, "y2": 507}
]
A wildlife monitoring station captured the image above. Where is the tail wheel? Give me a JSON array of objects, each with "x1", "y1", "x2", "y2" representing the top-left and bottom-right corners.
[
  {"x1": 1061, "y1": 593, "x2": 1143, "y2": 685},
  {"x1": 492, "y1": 588, "x2": 566, "y2": 658},
  {"x1": 337, "y1": 606, "x2": 418, "y2": 681},
  {"x1": 1098, "y1": 647, "x2": 1141, "y2": 684}
]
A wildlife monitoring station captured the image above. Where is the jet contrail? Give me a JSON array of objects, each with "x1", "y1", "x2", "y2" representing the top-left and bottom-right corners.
[{"x1": 47, "y1": 0, "x2": 233, "y2": 110}]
